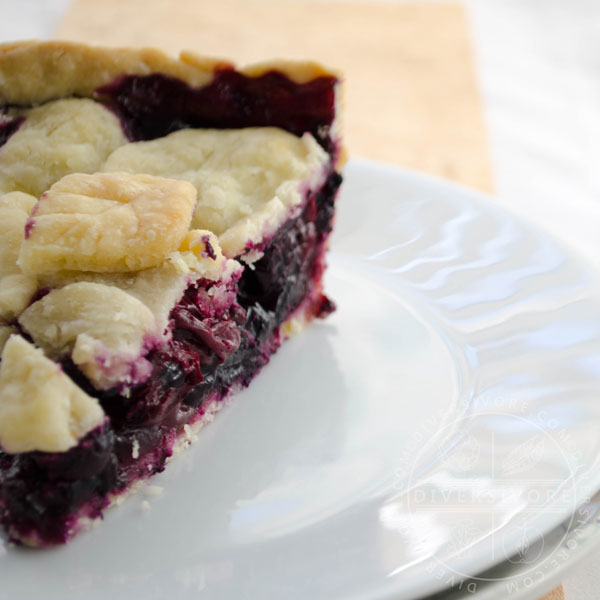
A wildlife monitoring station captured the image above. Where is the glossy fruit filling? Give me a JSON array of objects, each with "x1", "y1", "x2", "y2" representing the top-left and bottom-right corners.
[
  {"x1": 96, "y1": 70, "x2": 338, "y2": 155},
  {"x1": 0, "y1": 69, "x2": 338, "y2": 156},
  {"x1": 0, "y1": 170, "x2": 341, "y2": 546}
]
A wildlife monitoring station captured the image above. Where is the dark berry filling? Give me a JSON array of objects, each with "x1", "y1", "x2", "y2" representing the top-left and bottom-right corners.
[
  {"x1": 0, "y1": 426, "x2": 116, "y2": 545},
  {"x1": 95, "y1": 70, "x2": 338, "y2": 156},
  {"x1": 0, "y1": 170, "x2": 341, "y2": 545},
  {"x1": 0, "y1": 115, "x2": 24, "y2": 148}
]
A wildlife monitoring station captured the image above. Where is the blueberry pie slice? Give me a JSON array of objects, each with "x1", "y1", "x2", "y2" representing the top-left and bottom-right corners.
[{"x1": 0, "y1": 41, "x2": 343, "y2": 546}]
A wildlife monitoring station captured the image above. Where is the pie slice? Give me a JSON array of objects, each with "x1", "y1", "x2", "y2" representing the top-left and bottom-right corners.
[{"x1": 0, "y1": 41, "x2": 343, "y2": 546}]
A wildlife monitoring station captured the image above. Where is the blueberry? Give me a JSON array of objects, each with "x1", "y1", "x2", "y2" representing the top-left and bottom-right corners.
[{"x1": 160, "y1": 361, "x2": 186, "y2": 389}]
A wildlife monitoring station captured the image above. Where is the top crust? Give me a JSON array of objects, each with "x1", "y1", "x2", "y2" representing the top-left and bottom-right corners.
[
  {"x1": 19, "y1": 172, "x2": 197, "y2": 274},
  {"x1": 0, "y1": 41, "x2": 340, "y2": 106}
]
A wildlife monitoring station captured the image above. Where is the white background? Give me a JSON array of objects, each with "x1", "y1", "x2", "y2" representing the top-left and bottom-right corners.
[{"x1": 0, "y1": 1, "x2": 598, "y2": 598}]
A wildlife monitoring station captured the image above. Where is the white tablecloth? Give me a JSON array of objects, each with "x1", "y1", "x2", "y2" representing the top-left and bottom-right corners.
[{"x1": 0, "y1": 1, "x2": 598, "y2": 598}]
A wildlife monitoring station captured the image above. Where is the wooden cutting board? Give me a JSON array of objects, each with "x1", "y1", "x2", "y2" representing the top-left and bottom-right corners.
[
  {"x1": 57, "y1": 0, "x2": 493, "y2": 194},
  {"x1": 56, "y1": 3, "x2": 563, "y2": 599}
]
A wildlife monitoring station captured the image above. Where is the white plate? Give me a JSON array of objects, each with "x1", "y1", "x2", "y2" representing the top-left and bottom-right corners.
[{"x1": 4, "y1": 159, "x2": 600, "y2": 600}]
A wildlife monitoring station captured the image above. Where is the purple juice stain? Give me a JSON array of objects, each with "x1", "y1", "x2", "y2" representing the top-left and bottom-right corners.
[
  {"x1": 201, "y1": 235, "x2": 217, "y2": 260},
  {"x1": 24, "y1": 218, "x2": 35, "y2": 239}
]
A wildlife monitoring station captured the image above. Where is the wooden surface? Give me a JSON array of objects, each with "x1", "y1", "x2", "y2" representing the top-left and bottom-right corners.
[
  {"x1": 57, "y1": 0, "x2": 493, "y2": 194},
  {"x1": 57, "y1": 2, "x2": 563, "y2": 599},
  {"x1": 543, "y1": 588, "x2": 567, "y2": 600}
]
